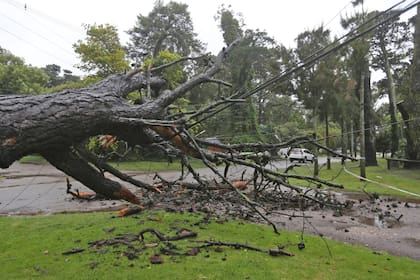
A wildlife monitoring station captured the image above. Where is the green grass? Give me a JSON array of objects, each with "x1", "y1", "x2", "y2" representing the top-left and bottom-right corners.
[
  {"x1": 109, "y1": 158, "x2": 205, "y2": 171},
  {"x1": 19, "y1": 154, "x2": 47, "y2": 164},
  {"x1": 18, "y1": 154, "x2": 205, "y2": 172},
  {"x1": 0, "y1": 211, "x2": 418, "y2": 279},
  {"x1": 288, "y1": 158, "x2": 420, "y2": 198}
]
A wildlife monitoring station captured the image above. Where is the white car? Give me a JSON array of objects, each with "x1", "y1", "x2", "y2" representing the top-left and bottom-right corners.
[{"x1": 288, "y1": 148, "x2": 315, "y2": 163}]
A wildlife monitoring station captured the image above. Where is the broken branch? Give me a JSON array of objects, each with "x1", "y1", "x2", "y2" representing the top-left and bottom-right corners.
[{"x1": 190, "y1": 240, "x2": 294, "y2": 257}]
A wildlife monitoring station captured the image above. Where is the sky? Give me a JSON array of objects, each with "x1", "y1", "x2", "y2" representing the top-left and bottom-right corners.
[{"x1": 0, "y1": 0, "x2": 416, "y2": 75}]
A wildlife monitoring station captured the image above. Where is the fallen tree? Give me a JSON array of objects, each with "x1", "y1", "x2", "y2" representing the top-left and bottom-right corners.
[
  {"x1": 0, "y1": 39, "x2": 353, "y2": 230},
  {"x1": 0, "y1": 39, "x2": 241, "y2": 200}
]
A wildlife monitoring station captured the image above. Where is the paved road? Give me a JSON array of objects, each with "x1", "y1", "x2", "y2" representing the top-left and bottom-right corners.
[{"x1": 0, "y1": 157, "x2": 338, "y2": 215}]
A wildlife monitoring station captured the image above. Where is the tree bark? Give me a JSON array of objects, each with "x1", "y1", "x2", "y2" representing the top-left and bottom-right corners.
[
  {"x1": 402, "y1": 4, "x2": 420, "y2": 162},
  {"x1": 0, "y1": 39, "x2": 242, "y2": 202},
  {"x1": 0, "y1": 74, "x2": 166, "y2": 168},
  {"x1": 363, "y1": 72, "x2": 377, "y2": 166}
]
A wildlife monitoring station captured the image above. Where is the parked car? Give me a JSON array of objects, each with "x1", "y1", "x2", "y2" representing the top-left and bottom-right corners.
[{"x1": 288, "y1": 148, "x2": 315, "y2": 163}]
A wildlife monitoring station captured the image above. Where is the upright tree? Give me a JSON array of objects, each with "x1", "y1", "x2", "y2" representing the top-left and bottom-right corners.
[
  {"x1": 332, "y1": 67, "x2": 359, "y2": 157},
  {"x1": 127, "y1": 0, "x2": 203, "y2": 61},
  {"x1": 294, "y1": 26, "x2": 334, "y2": 133},
  {"x1": 371, "y1": 11, "x2": 412, "y2": 157},
  {"x1": 62, "y1": 69, "x2": 80, "y2": 83},
  {"x1": 215, "y1": 7, "x2": 283, "y2": 143},
  {"x1": 341, "y1": 1, "x2": 378, "y2": 166},
  {"x1": 0, "y1": 47, "x2": 48, "y2": 94},
  {"x1": 42, "y1": 64, "x2": 80, "y2": 87},
  {"x1": 42, "y1": 64, "x2": 62, "y2": 87},
  {"x1": 294, "y1": 26, "x2": 338, "y2": 171},
  {"x1": 398, "y1": 4, "x2": 420, "y2": 164}
]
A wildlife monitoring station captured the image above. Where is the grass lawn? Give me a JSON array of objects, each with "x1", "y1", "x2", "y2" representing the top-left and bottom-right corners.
[
  {"x1": 19, "y1": 154, "x2": 48, "y2": 164},
  {"x1": 108, "y1": 158, "x2": 205, "y2": 171},
  {"x1": 0, "y1": 211, "x2": 418, "y2": 279},
  {"x1": 19, "y1": 154, "x2": 205, "y2": 172},
  {"x1": 288, "y1": 158, "x2": 420, "y2": 199}
]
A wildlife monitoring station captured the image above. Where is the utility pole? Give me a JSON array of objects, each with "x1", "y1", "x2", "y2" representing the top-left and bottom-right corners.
[
  {"x1": 360, "y1": 72, "x2": 366, "y2": 180},
  {"x1": 325, "y1": 110, "x2": 331, "y2": 170},
  {"x1": 312, "y1": 103, "x2": 319, "y2": 177}
]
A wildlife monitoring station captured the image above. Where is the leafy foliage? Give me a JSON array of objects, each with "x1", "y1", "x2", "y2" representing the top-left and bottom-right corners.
[
  {"x1": 42, "y1": 64, "x2": 80, "y2": 88},
  {"x1": 127, "y1": 0, "x2": 203, "y2": 61},
  {"x1": 144, "y1": 50, "x2": 186, "y2": 90},
  {"x1": 370, "y1": 13, "x2": 412, "y2": 74},
  {"x1": 73, "y1": 24, "x2": 129, "y2": 77},
  {"x1": 43, "y1": 76, "x2": 101, "y2": 93},
  {"x1": 210, "y1": 8, "x2": 295, "y2": 143},
  {"x1": 294, "y1": 26, "x2": 334, "y2": 115},
  {"x1": 0, "y1": 47, "x2": 48, "y2": 94},
  {"x1": 216, "y1": 5, "x2": 244, "y2": 45}
]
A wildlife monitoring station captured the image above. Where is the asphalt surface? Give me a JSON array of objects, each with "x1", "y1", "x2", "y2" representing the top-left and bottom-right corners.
[{"x1": 0, "y1": 158, "x2": 318, "y2": 215}]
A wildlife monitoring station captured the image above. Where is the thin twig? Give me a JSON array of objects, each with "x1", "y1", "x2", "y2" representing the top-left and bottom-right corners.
[{"x1": 190, "y1": 240, "x2": 294, "y2": 256}]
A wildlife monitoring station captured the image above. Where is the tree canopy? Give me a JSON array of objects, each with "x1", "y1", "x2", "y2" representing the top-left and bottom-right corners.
[
  {"x1": 126, "y1": 0, "x2": 203, "y2": 61},
  {"x1": 73, "y1": 23, "x2": 130, "y2": 77},
  {"x1": 0, "y1": 47, "x2": 48, "y2": 95}
]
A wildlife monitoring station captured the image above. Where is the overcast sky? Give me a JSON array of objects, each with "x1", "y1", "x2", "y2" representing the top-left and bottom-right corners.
[{"x1": 0, "y1": 0, "x2": 415, "y2": 75}]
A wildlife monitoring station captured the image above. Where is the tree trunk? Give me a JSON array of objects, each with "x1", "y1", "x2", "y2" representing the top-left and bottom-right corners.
[
  {"x1": 400, "y1": 4, "x2": 420, "y2": 163},
  {"x1": 340, "y1": 117, "x2": 348, "y2": 156},
  {"x1": 364, "y1": 72, "x2": 377, "y2": 166},
  {"x1": 350, "y1": 119, "x2": 355, "y2": 157},
  {"x1": 379, "y1": 39, "x2": 399, "y2": 157},
  {"x1": 397, "y1": 101, "x2": 417, "y2": 163},
  {"x1": 312, "y1": 106, "x2": 319, "y2": 177}
]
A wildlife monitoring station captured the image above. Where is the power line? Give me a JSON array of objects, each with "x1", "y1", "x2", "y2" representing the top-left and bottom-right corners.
[
  {"x1": 0, "y1": 10, "x2": 76, "y2": 57},
  {"x1": 0, "y1": 0, "x2": 84, "y2": 71},
  {"x1": 21, "y1": 7, "x2": 77, "y2": 46},
  {"x1": 198, "y1": 116, "x2": 420, "y2": 146},
  {"x1": 324, "y1": 0, "x2": 353, "y2": 28},
  {"x1": 343, "y1": 163, "x2": 420, "y2": 197},
  {"x1": 189, "y1": 0, "x2": 418, "y2": 128},
  {"x1": 0, "y1": 0, "x2": 82, "y2": 34},
  {"x1": 0, "y1": 0, "x2": 83, "y2": 47},
  {"x1": 0, "y1": 25, "x2": 74, "y2": 66}
]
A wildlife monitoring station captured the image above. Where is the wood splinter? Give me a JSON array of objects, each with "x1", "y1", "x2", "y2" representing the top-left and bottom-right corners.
[{"x1": 66, "y1": 178, "x2": 96, "y2": 200}]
